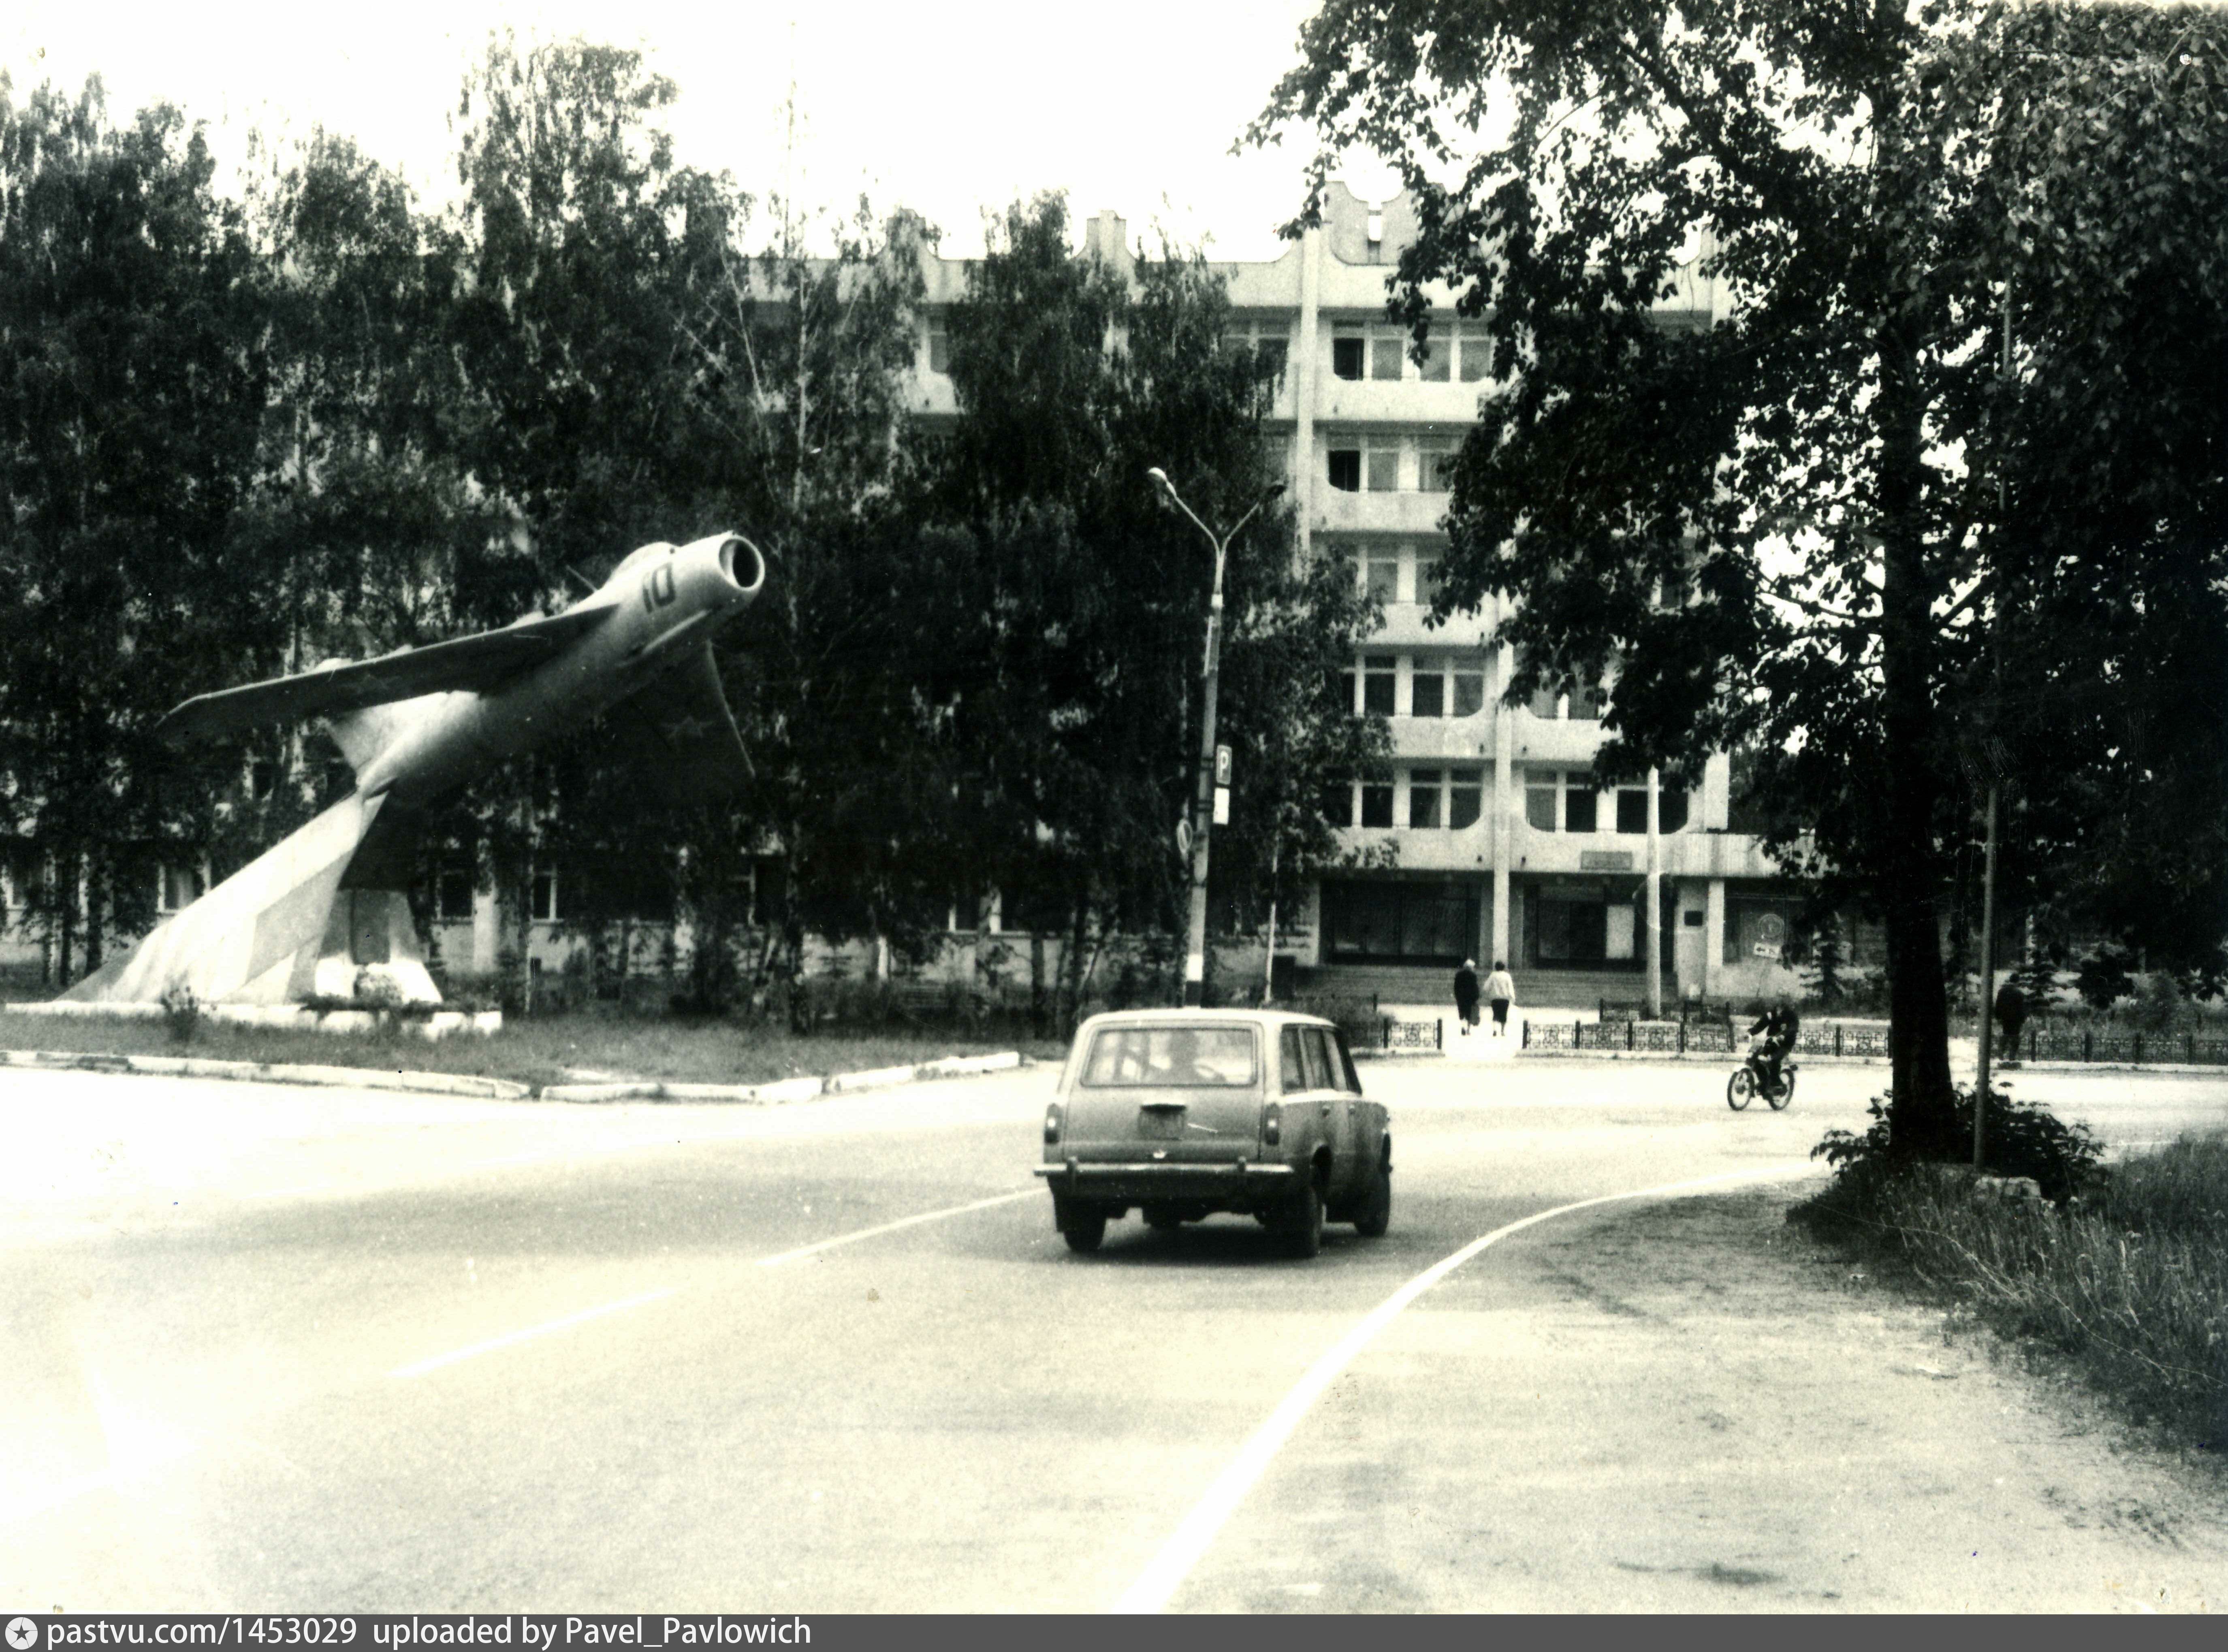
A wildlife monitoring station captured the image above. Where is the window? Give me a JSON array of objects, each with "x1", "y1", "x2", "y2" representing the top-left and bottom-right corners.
[
  {"x1": 1315, "y1": 1026, "x2": 1362, "y2": 1093},
  {"x1": 1452, "y1": 664, "x2": 1485, "y2": 717},
  {"x1": 1359, "y1": 783, "x2": 1395, "y2": 828},
  {"x1": 1335, "y1": 663, "x2": 1356, "y2": 712},
  {"x1": 1321, "y1": 778, "x2": 1355, "y2": 826},
  {"x1": 158, "y1": 863, "x2": 205, "y2": 913},
  {"x1": 1082, "y1": 1026, "x2": 1258, "y2": 1087},
  {"x1": 1417, "y1": 438, "x2": 1456, "y2": 494},
  {"x1": 1332, "y1": 332, "x2": 1365, "y2": 380},
  {"x1": 1281, "y1": 1025, "x2": 1308, "y2": 1093},
  {"x1": 436, "y1": 866, "x2": 475, "y2": 921},
  {"x1": 1565, "y1": 781, "x2": 1598, "y2": 833},
  {"x1": 1572, "y1": 680, "x2": 1607, "y2": 720},
  {"x1": 1327, "y1": 447, "x2": 1361, "y2": 492},
  {"x1": 1660, "y1": 787, "x2": 1690, "y2": 833},
  {"x1": 1364, "y1": 551, "x2": 1400, "y2": 603},
  {"x1": 531, "y1": 870, "x2": 558, "y2": 922},
  {"x1": 1410, "y1": 663, "x2": 1445, "y2": 718},
  {"x1": 1370, "y1": 331, "x2": 1404, "y2": 381},
  {"x1": 1460, "y1": 333, "x2": 1493, "y2": 382},
  {"x1": 1419, "y1": 332, "x2": 1450, "y2": 382},
  {"x1": 1228, "y1": 321, "x2": 1289, "y2": 381},
  {"x1": 1300, "y1": 1026, "x2": 1337, "y2": 1090},
  {"x1": 1415, "y1": 552, "x2": 1443, "y2": 603},
  {"x1": 1525, "y1": 771, "x2": 1558, "y2": 831},
  {"x1": 1408, "y1": 769, "x2": 1442, "y2": 828},
  {"x1": 1362, "y1": 655, "x2": 1396, "y2": 714},
  {"x1": 927, "y1": 315, "x2": 951, "y2": 374},
  {"x1": 1528, "y1": 684, "x2": 1563, "y2": 719},
  {"x1": 249, "y1": 759, "x2": 277, "y2": 800},
  {"x1": 1617, "y1": 789, "x2": 1650, "y2": 835},
  {"x1": 1366, "y1": 438, "x2": 1401, "y2": 492},
  {"x1": 1449, "y1": 767, "x2": 1483, "y2": 829}
]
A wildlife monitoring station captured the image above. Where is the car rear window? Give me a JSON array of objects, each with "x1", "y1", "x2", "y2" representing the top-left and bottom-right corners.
[{"x1": 1080, "y1": 1027, "x2": 1259, "y2": 1087}]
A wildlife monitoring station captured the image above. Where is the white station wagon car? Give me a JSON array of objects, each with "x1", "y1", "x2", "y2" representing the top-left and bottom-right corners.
[{"x1": 1035, "y1": 1008, "x2": 1391, "y2": 1257}]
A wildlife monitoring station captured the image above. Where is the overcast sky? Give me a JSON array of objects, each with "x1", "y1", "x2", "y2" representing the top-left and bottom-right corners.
[{"x1": 4, "y1": 0, "x2": 1407, "y2": 260}]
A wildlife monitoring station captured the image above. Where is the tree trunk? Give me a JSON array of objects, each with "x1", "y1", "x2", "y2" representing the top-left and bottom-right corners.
[{"x1": 1876, "y1": 322, "x2": 1959, "y2": 1154}]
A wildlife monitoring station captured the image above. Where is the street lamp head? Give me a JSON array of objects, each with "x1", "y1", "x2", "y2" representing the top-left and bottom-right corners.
[
  {"x1": 1263, "y1": 482, "x2": 1287, "y2": 501},
  {"x1": 1147, "y1": 467, "x2": 1174, "y2": 495}
]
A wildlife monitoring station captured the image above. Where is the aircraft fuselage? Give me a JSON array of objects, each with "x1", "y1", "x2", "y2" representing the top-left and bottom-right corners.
[{"x1": 352, "y1": 532, "x2": 764, "y2": 806}]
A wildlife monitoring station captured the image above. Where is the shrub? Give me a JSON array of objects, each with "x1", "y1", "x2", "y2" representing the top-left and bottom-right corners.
[
  {"x1": 1812, "y1": 1084, "x2": 2105, "y2": 1205},
  {"x1": 159, "y1": 981, "x2": 200, "y2": 1044},
  {"x1": 2074, "y1": 944, "x2": 2135, "y2": 1012}
]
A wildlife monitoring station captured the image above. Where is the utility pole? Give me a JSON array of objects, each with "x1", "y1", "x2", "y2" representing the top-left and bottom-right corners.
[
  {"x1": 1148, "y1": 469, "x2": 1285, "y2": 1006},
  {"x1": 1645, "y1": 765, "x2": 1662, "y2": 1019},
  {"x1": 1974, "y1": 781, "x2": 2000, "y2": 1168}
]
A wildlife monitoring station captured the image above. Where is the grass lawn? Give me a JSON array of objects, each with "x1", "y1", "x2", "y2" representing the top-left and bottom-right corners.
[
  {"x1": 0, "y1": 1006, "x2": 1064, "y2": 1092},
  {"x1": 1796, "y1": 1129, "x2": 2228, "y2": 1452}
]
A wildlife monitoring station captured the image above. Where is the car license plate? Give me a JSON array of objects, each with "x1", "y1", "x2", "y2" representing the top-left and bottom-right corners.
[{"x1": 1136, "y1": 1107, "x2": 1186, "y2": 1140}]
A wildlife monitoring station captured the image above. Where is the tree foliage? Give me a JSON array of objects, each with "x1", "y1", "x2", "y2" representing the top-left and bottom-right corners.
[{"x1": 1257, "y1": 0, "x2": 2228, "y2": 1150}]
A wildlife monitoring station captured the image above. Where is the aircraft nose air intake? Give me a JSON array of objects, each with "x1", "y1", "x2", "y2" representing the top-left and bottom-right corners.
[{"x1": 715, "y1": 533, "x2": 767, "y2": 597}]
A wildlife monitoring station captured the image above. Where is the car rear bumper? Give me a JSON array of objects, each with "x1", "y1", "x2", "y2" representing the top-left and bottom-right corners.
[{"x1": 1035, "y1": 1160, "x2": 1295, "y2": 1204}]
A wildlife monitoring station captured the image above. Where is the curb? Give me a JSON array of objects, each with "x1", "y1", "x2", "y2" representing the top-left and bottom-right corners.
[
  {"x1": 2, "y1": 1046, "x2": 1028, "y2": 1105},
  {"x1": 537, "y1": 1050, "x2": 1025, "y2": 1105},
  {"x1": 0, "y1": 1047, "x2": 534, "y2": 1100}
]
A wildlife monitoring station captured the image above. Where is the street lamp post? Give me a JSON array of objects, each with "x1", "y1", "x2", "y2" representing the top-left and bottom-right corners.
[{"x1": 1148, "y1": 468, "x2": 1285, "y2": 1007}]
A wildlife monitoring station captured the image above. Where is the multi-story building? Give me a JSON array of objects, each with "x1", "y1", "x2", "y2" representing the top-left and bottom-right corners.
[{"x1": 911, "y1": 183, "x2": 1810, "y2": 1010}]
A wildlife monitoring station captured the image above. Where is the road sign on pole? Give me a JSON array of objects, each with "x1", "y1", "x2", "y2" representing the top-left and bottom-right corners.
[{"x1": 1214, "y1": 744, "x2": 1232, "y2": 787}]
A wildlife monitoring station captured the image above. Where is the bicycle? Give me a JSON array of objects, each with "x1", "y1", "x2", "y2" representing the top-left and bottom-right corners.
[{"x1": 1726, "y1": 1050, "x2": 1797, "y2": 1111}]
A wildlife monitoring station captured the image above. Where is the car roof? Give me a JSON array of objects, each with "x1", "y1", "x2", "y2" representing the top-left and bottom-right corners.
[{"x1": 1075, "y1": 1008, "x2": 1336, "y2": 1031}]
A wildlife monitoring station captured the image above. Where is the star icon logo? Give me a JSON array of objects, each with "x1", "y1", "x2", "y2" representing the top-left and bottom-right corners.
[
  {"x1": 661, "y1": 713, "x2": 710, "y2": 746},
  {"x1": 8, "y1": 1618, "x2": 40, "y2": 1651}
]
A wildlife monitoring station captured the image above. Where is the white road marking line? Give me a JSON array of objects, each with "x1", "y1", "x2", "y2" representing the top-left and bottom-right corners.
[
  {"x1": 388, "y1": 1287, "x2": 678, "y2": 1379},
  {"x1": 0, "y1": 1443, "x2": 202, "y2": 1528},
  {"x1": 756, "y1": 1190, "x2": 1038, "y2": 1267},
  {"x1": 1111, "y1": 1159, "x2": 1823, "y2": 1614}
]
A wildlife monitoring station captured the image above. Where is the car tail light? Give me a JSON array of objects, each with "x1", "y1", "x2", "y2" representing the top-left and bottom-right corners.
[
  {"x1": 1262, "y1": 1102, "x2": 1281, "y2": 1146},
  {"x1": 1044, "y1": 1103, "x2": 1063, "y2": 1145}
]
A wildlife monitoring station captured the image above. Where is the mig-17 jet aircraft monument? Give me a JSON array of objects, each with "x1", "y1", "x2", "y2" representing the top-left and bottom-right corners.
[{"x1": 51, "y1": 531, "x2": 766, "y2": 1011}]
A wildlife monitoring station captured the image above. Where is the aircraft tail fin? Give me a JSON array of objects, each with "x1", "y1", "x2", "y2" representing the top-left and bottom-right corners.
[{"x1": 62, "y1": 791, "x2": 388, "y2": 1004}]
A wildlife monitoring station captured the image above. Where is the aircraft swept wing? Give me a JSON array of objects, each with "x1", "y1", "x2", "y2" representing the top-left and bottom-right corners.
[
  {"x1": 602, "y1": 641, "x2": 754, "y2": 809},
  {"x1": 156, "y1": 604, "x2": 617, "y2": 743}
]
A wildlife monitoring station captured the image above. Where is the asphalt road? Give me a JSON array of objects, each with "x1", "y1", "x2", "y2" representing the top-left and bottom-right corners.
[{"x1": 3, "y1": 1057, "x2": 2223, "y2": 1611}]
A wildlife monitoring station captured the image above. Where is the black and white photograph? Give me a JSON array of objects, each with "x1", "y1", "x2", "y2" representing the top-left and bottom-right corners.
[{"x1": 3, "y1": 0, "x2": 2226, "y2": 1618}]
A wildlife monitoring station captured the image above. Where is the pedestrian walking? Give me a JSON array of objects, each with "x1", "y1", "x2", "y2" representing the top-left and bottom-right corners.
[
  {"x1": 1993, "y1": 979, "x2": 2027, "y2": 1067},
  {"x1": 1453, "y1": 959, "x2": 1481, "y2": 1036},
  {"x1": 1483, "y1": 961, "x2": 1516, "y2": 1037}
]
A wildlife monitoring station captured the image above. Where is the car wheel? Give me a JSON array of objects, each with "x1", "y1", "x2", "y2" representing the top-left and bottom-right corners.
[
  {"x1": 1282, "y1": 1175, "x2": 1325, "y2": 1259},
  {"x1": 1143, "y1": 1204, "x2": 1184, "y2": 1231},
  {"x1": 1353, "y1": 1154, "x2": 1391, "y2": 1238},
  {"x1": 1769, "y1": 1069, "x2": 1796, "y2": 1111},
  {"x1": 1054, "y1": 1196, "x2": 1106, "y2": 1253},
  {"x1": 1727, "y1": 1069, "x2": 1756, "y2": 1111}
]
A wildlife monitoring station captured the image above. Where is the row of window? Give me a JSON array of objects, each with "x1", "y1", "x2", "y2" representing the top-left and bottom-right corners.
[
  {"x1": 1525, "y1": 770, "x2": 1691, "y2": 834},
  {"x1": 1333, "y1": 650, "x2": 1609, "y2": 723},
  {"x1": 1325, "y1": 768, "x2": 1487, "y2": 830},
  {"x1": 1325, "y1": 435, "x2": 1458, "y2": 494},
  {"x1": 1332, "y1": 544, "x2": 1443, "y2": 605},
  {"x1": 1338, "y1": 654, "x2": 1488, "y2": 719},
  {"x1": 1324, "y1": 768, "x2": 1692, "y2": 833},
  {"x1": 920, "y1": 315, "x2": 1492, "y2": 387}
]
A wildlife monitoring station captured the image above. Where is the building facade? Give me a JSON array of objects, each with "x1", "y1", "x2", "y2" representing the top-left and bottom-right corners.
[{"x1": 906, "y1": 185, "x2": 1809, "y2": 1009}]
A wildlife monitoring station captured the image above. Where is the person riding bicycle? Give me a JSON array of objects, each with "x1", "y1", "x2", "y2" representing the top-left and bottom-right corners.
[{"x1": 1748, "y1": 997, "x2": 1799, "y2": 1094}]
